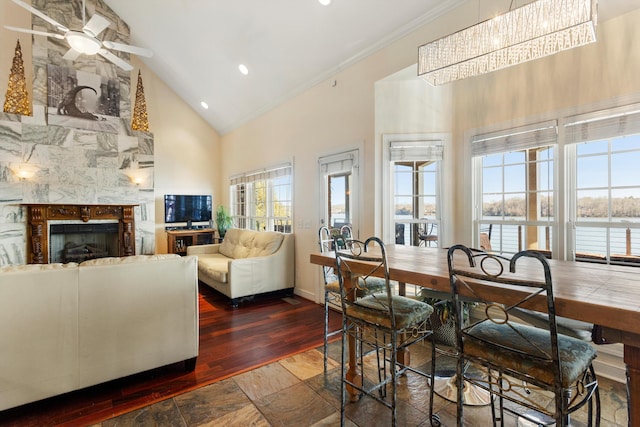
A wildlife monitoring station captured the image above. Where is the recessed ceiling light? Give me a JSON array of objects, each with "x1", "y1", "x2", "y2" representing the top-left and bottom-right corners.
[
  {"x1": 319, "y1": 0, "x2": 331, "y2": 5},
  {"x1": 238, "y1": 64, "x2": 249, "y2": 75},
  {"x1": 200, "y1": 101, "x2": 209, "y2": 109}
]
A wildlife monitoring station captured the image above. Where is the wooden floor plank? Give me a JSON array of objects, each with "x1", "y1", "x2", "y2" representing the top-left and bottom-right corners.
[{"x1": 0, "y1": 283, "x2": 340, "y2": 427}]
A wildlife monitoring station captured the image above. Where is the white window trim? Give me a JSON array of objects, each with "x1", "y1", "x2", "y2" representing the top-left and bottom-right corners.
[
  {"x1": 562, "y1": 103, "x2": 640, "y2": 262},
  {"x1": 229, "y1": 162, "x2": 293, "y2": 232},
  {"x1": 317, "y1": 148, "x2": 360, "y2": 237},
  {"x1": 382, "y1": 133, "x2": 452, "y2": 246},
  {"x1": 465, "y1": 99, "x2": 640, "y2": 261},
  {"x1": 470, "y1": 121, "x2": 559, "y2": 255}
]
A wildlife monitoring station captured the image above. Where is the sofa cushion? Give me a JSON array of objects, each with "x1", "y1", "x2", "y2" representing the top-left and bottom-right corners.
[
  {"x1": 79, "y1": 254, "x2": 180, "y2": 266},
  {"x1": 197, "y1": 253, "x2": 230, "y2": 283},
  {"x1": 219, "y1": 229, "x2": 284, "y2": 259}
]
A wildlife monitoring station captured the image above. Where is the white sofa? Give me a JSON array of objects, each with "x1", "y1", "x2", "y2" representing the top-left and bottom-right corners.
[
  {"x1": 0, "y1": 254, "x2": 199, "y2": 412},
  {"x1": 187, "y1": 228, "x2": 294, "y2": 307}
]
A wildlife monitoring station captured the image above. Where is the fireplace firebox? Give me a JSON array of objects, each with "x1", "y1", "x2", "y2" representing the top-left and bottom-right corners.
[
  {"x1": 24, "y1": 204, "x2": 136, "y2": 264},
  {"x1": 50, "y1": 222, "x2": 120, "y2": 263}
]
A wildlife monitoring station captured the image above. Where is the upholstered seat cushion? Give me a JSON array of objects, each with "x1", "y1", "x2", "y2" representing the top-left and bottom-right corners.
[
  {"x1": 196, "y1": 253, "x2": 230, "y2": 283},
  {"x1": 346, "y1": 294, "x2": 434, "y2": 329},
  {"x1": 464, "y1": 321, "x2": 597, "y2": 387},
  {"x1": 326, "y1": 276, "x2": 387, "y2": 296}
]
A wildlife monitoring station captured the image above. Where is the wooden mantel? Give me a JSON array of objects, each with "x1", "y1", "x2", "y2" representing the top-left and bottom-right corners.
[{"x1": 24, "y1": 204, "x2": 136, "y2": 264}]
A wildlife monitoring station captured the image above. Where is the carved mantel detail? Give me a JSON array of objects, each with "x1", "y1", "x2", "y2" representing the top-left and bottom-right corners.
[{"x1": 24, "y1": 204, "x2": 137, "y2": 264}]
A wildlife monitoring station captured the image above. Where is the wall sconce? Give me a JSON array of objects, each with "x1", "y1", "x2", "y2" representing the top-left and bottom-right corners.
[
  {"x1": 124, "y1": 168, "x2": 145, "y2": 186},
  {"x1": 9, "y1": 163, "x2": 38, "y2": 181}
]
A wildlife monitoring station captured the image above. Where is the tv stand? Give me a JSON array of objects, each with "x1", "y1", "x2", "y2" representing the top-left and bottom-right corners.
[
  {"x1": 165, "y1": 224, "x2": 210, "y2": 231},
  {"x1": 167, "y1": 228, "x2": 217, "y2": 255}
]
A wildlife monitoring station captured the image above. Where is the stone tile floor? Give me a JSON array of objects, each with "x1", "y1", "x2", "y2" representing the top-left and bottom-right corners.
[{"x1": 97, "y1": 341, "x2": 628, "y2": 426}]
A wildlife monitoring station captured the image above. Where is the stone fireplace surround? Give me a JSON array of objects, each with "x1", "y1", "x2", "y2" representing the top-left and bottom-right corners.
[
  {"x1": 25, "y1": 204, "x2": 136, "y2": 264},
  {"x1": 0, "y1": 0, "x2": 155, "y2": 267}
]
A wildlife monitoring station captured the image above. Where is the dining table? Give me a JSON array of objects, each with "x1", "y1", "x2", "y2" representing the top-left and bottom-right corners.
[{"x1": 310, "y1": 244, "x2": 640, "y2": 426}]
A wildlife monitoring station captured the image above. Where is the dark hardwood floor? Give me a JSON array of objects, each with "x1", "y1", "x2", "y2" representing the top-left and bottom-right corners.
[{"x1": 1, "y1": 283, "x2": 341, "y2": 427}]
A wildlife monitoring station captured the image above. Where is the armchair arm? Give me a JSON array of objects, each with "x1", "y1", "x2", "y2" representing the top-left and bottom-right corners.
[
  {"x1": 186, "y1": 243, "x2": 222, "y2": 255},
  {"x1": 226, "y1": 234, "x2": 294, "y2": 299}
]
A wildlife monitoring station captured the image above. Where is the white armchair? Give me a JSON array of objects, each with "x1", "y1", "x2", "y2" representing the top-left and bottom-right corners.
[{"x1": 187, "y1": 228, "x2": 295, "y2": 307}]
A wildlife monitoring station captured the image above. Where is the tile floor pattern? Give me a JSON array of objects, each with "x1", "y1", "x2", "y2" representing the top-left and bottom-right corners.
[{"x1": 97, "y1": 341, "x2": 628, "y2": 426}]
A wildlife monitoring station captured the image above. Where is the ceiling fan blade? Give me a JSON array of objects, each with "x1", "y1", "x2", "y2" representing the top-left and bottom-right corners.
[
  {"x1": 62, "y1": 48, "x2": 82, "y2": 61},
  {"x1": 83, "y1": 14, "x2": 110, "y2": 38},
  {"x1": 11, "y1": 0, "x2": 69, "y2": 33},
  {"x1": 98, "y1": 49, "x2": 133, "y2": 71},
  {"x1": 102, "y1": 41, "x2": 153, "y2": 58},
  {"x1": 4, "y1": 25, "x2": 65, "y2": 39}
]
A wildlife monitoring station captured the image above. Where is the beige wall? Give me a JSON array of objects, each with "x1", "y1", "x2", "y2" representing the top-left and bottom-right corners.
[
  {"x1": 374, "y1": 65, "x2": 454, "y2": 245},
  {"x1": 0, "y1": 1, "x2": 32, "y2": 108},
  {"x1": 221, "y1": 5, "x2": 640, "y2": 302},
  {"x1": 219, "y1": 1, "x2": 484, "y2": 301},
  {"x1": 130, "y1": 57, "x2": 221, "y2": 253}
]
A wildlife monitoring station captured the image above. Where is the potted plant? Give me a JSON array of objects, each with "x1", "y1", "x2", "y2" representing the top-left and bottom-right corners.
[{"x1": 215, "y1": 206, "x2": 234, "y2": 239}]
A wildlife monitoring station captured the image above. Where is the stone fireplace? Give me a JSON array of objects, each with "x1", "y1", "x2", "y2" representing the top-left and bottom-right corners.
[{"x1": 24, "y1": 204, "x2": 136, "y2": 264}]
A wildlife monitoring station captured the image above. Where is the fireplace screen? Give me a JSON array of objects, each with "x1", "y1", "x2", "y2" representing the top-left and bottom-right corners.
[{"x1": 49, "y1": 223, "x2": 119, "y2": 263}]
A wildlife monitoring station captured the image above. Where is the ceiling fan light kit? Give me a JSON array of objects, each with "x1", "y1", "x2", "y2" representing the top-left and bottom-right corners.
[
  {"x1": 5, "y1": 0, "x2": 152, "y2": 70},
  {"x1": 66, "y1": 31, "x2": 102, "y2": 55}
]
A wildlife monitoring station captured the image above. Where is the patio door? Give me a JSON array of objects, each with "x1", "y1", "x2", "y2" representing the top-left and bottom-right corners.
[{"x1": 318, "y1": 149, "x2": 360, "y2": 238}]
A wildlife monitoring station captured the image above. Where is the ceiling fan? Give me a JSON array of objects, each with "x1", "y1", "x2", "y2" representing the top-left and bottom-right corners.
[{"x1": 4, "y1": 0, "x2": 152, "y2": 71}]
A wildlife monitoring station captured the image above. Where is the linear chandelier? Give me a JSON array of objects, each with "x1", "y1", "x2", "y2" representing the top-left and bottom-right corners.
[{"x1": 418, "y1": 0, "x2": 597, "y2": 85}]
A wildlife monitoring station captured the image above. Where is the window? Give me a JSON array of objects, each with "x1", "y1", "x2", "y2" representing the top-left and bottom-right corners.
[
  {"x1": 565, "y1": 107, "x2": 640, "y2": 264},
  {"x1": 472, "y1": 121, "x2": 557, "y2": 255},
  {"x1": 328, "y1": 173, "x2": 351, "y2": 228},
  {"x1": 389, "y1": 140, "x2": 443, "y2": 247},
  {"x1": 230, "y1": 164, "x2": 293, "y2": 232},
  {"x1": 319, "y1": 149, "x2": 359, "y2": 233},
  {"x1": 470, "y1": 104, "x2": 640, "y2": 267}
]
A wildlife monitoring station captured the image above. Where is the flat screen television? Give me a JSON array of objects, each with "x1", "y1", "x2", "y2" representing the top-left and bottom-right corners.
[{"x1": 164, "y1": 194, "x2": 212, "y2": 223}]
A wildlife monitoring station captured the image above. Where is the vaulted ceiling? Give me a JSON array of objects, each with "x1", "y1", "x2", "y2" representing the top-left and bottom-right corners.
[{"x1": 103, "y1": 0, "x2": 639, "y2": 135}]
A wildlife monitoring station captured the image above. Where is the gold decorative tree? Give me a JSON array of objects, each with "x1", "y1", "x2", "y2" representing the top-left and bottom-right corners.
[
  {"x1": 3, "y1": 40, "x2": 31, "y2": 116},
  {"x1": 131, "y1": 70, "x2": 149, "y2": 131}
]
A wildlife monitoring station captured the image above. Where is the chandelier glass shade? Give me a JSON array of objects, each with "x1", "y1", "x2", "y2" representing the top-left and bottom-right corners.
[{"x1": 418, "y1": 0, "x2": 597, "y2": 85}]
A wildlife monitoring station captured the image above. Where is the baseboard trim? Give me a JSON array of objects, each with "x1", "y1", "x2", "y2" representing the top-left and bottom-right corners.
[
  {"x1": 594, "y1": 343, "x2": 626, "y2": 383},
  {"x1": 294, "y1": 287, "x2": 315, "y2": 301}
]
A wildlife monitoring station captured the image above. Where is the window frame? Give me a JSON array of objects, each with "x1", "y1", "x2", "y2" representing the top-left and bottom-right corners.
[
  {"x1": 382, "y1": 133, "x2": 450, "y2": 246},
  {"x1": 467, "y1": 102, "x2": 640, "y2": 266},
  {"x1": 471, "y1": 121, "x2": 558, "y2": 256},
  {"x1": 563, "y1": 105, "x2": 640, "y2": 264},
  {"x1": 229, "y1": 163, "x2": 293, "y2": 233}
]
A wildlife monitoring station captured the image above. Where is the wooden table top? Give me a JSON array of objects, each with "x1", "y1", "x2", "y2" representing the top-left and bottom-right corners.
[{"x1": 310, "y1": 244, "x2": 640, "y2": 338}]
